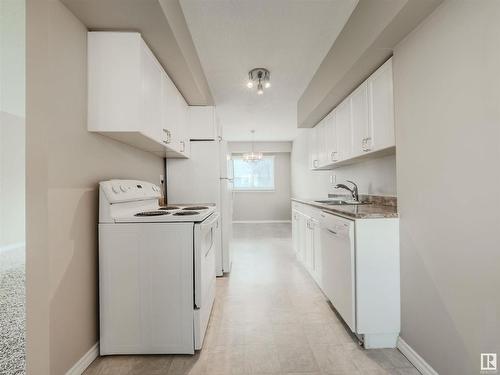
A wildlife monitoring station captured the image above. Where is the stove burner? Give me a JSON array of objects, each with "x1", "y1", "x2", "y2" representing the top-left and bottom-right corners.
[
  {"x1": 158, "y1": 206, "x2": 180, "y2": 210},
  {"x1": 182, "y1": 206, "x2": 209, "y2": 211},
  {"x1": 134, "y1": 211, "x2": 170, "y2": 217},
  {"x1": 174, "y1": 211, "x2": 199, "y2": 216}
]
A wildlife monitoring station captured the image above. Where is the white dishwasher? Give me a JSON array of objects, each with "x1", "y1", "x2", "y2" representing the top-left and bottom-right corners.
[{"x1": 319, "y1": 211, "x2": 356, "y2": 331}]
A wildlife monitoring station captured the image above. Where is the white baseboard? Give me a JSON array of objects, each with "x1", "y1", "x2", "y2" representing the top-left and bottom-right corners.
[
  {"x1": 232, "y1": 220, "x2": 291, "y2": 224},
  {"x1": 0, "y1": 242, "x2": 25, "y2": 254},
  {"x1": 397, "y1": 337, "x2": 438, "y2": 375},
  {"x1": 65, "y1": 342, "x2": 99, "y2": 375}
]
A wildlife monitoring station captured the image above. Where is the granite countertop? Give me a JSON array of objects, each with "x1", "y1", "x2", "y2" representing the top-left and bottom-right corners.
[{"x1": 291, "y1": 195, "x2": 399, "y2": 220}]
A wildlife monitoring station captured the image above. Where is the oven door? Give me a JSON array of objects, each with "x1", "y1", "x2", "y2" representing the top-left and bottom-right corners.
[
  {"x1": 193, "y1": 212, "x2": 219, "y2": 349},
  {"x1": 194, "y1": 212, "x2": 219, "y2": 309}
]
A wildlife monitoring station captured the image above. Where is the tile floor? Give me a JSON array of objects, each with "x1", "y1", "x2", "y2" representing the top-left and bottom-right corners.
[{"x1": 85, "y1": 223, "x2": 418, "y2": 375}]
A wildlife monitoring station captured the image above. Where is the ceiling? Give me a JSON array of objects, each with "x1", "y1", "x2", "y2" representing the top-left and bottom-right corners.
[
  {"x1": 180, "y1": 0, "x2": 358, "y2": 141},
  {"x1": 61, "y1": 0, "x2": 213, "y2": 105}
]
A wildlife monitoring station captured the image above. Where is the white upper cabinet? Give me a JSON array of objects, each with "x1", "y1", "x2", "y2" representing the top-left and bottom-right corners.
[
  {"x1": 309, "y1": 127, "x2": 319, "y2": 169},
  {"x1": 141, "y1": 42, "x2": 163, "y2": 142},
  {"x1": 88, "y1": 31, "x2": 188, "y2": 158},
  {"x1": 316, "y1": 119, "x2": 328, "y2": 167},
  {"x1": 188, "y1": 106, "x2": 221, "y2": 141},
  {"x1": 325, "y1": 111, "x2": 339, "y2": 164},
  {"x1": 367, "y1": 59, "x2": 395, "y2": 151},
  {"x1": 336, "y1": 98, "x2": 353, "y2": 162},
  {"x1": 308, "y1": 57, "x2": 395, "y2": 169},
  {"x1": 350, "y1": 81, "x2": 370, "y2": 157},
  {"x1": 162, "y1": 74, "x2": 190, "y2": 158},
  {"x1": 309, "y1": 114, "x2": 330, "y2": 169}
]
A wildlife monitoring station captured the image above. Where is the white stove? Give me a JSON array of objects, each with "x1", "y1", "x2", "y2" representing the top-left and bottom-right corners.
[{"x1": 98, "y1": 180, "x2": 219, "y2": 355}]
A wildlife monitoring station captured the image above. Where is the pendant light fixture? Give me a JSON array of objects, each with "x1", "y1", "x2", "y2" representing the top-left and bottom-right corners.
[
  {"x1": 246, "y1": 68, "x2": 271, "y2": 95},
  {"x1": 243, "y1": 130, "x2": 263, "y2": 161}
]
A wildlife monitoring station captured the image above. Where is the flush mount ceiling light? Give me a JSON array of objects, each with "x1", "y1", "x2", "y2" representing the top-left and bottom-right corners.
[
  {"x1": 246, "y1": 68, "x2": 271, "y2": 95},
  {"x1": 243, "y1": 130, "x2": 263, "y2": 161}
]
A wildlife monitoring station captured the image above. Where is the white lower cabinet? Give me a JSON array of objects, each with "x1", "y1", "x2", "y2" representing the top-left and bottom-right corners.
[
  {"x1": 297, "y1": 212, "x2": 307, "y2": 262},
  {"x1": 291, "y1": 201, "x2": 400, "y2": 349},
  {"x1": 304, "y1": 218, "x2": 314, "y2": 272}
]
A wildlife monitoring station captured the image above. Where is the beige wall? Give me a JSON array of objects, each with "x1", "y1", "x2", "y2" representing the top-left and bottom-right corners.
[
  {"x1": 291, "y1": 129, "x2": 397, "y2": 199},
  {"x1": 393, "y1": 1, "x2": 500, "y2": 374},
  {"x1": 232, "y1": 152, "x2": 291, "y2": 222},
  {"x1": 26, "y1": 1, "x2": 164, "y2": 374}
]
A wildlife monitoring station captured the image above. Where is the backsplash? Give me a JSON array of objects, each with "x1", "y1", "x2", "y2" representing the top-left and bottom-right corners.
[{"x1": 328, "y1": 193, "x2": 397, "y2": 207}]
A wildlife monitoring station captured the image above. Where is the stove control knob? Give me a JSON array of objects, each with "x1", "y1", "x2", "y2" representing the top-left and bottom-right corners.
[
  {"x1": 120, "y1": 185, "x2": 127, "y2": 192},
  {"x1": 111, "y1": 185, "x2": 119, "y2": 194}
]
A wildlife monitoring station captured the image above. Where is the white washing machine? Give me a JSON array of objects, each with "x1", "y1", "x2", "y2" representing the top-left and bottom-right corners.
[{"x1": 98, "y1": 179, "x2": 219, "y2": 355}]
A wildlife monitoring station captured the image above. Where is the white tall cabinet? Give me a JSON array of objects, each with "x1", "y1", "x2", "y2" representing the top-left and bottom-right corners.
[
  {"x1": 88, "y1": 32, "x2": 189, "y2": 158},
  {"x1": 309, "y1": 58, "x2": 395, "y2": 169}
]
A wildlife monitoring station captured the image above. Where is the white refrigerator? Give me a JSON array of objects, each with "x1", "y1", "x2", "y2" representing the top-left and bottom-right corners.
[{"x1": 166, "y1": 140, "x2": 233, "y2": 276}]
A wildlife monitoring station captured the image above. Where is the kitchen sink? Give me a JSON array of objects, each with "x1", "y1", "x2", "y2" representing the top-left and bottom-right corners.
[{"x1": 314, "y1": 199, "x2": 368, "y2": 206}]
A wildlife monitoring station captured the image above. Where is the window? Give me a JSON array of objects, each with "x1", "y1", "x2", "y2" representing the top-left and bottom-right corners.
[{"x1": 232, "y1": 155, "x2": 275, "y2": 191}]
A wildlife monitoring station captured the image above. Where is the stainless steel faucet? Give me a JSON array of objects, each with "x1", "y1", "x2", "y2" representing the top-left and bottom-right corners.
[{"x1": 334, "y1": 180, "x2": 359, "y2": 202}]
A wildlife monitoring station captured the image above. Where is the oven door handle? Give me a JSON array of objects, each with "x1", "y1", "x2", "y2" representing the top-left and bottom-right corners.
[
  {"x1": 205, "y1": 227, "x2": 215, "y2": 258},
  {"x1": 200, "y1": 212, "x2": 220, "y2": 229}
]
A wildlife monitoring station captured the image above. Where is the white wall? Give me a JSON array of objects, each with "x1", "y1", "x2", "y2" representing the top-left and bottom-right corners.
[
  {"x1": 229, "y1": 142, "x2": 291, "y2": 222},
  {"x1": 393, "y1": 2, "x2": 500, "y2": 374},
  {"x1": 291, "y1": 129, "x2": 397, "y2": 199},
  {"x1": 0, "y1": 0, "x2": 25, "y2": 249},
  {"x1": 26, "y1": 1, "x2": 165, "y2": 374}
]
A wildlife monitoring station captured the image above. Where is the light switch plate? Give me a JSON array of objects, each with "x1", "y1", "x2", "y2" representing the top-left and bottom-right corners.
[{"x1": 330, "y1": 175, "x2": 336, "y2": 184}]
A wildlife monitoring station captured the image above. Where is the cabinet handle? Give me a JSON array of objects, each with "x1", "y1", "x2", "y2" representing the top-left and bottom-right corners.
[
  {"x1": 163, "y1": 129, "x2": 172, "y2": 144},
  {"x1": 362, "y1": 137, "x2": 372, "y2": 152}
]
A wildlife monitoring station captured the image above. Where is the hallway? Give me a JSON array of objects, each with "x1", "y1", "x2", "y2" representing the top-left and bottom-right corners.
[{"x1": 85, "y1": 223, "x2": 417, "y2": 375}]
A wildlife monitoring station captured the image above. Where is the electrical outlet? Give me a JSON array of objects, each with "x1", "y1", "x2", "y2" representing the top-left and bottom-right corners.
[{"x1": 329, "y1": 174, "x2": 336, "y2": 184}]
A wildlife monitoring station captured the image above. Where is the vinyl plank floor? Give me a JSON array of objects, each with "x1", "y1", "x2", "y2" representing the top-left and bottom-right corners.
[{"x1": 84, "y1": 223, "x2": 418, "y2": 375}]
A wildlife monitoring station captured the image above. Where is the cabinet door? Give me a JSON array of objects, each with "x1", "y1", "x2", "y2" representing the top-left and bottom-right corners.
[
  {"x1": 336, "y1": 99, "x2": 352, "y2": 161},
  {"x1": 161, "y1": 73, "x2": 180, "y2": 149},
  {"x1": 297, "y1": 212, "x2": 307, "y2": 261},
  {"x1": 188, "y1": 106, "x2": 217, "y2": 140},
  {"x1": 309, "y1": 128, "x2": 319, "y2": 169},
  {"x1": 310, "y1": 218, "x2": 322, "y2": 285},
  {"x1": 141, "y1": 41, "x2": 163, "y2": 142},
  {"x1": 350, "y1": 82, "x2": 370, "y2": 157},
  {"x1": 368, "y1": 59, "x2": 395, "y2": 151},
  {"x1": 292, "y1": 210, "x2": 300, "y2": 254},
  {"x1": 317, "y1": 119, "x2": 329, "y2": 167},
  {"x1": 305, "y1": 218, "x2": 314, "y2": 271},
  {"x1": 325, "y1": 111, "x2": 339, "y2": 163},
  {"x1": 177, "y1": 91, "x2": 190, "y2": 157}
]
